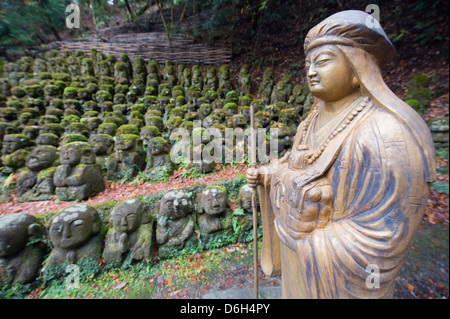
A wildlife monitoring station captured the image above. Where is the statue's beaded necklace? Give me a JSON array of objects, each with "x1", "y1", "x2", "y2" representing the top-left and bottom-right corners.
[{"x1": 294, "y1": 96, "x2": 371, "y2": 166}]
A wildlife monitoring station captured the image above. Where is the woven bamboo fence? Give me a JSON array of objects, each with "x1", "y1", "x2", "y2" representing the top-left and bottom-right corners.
[{"x1": 56, "y1": 32, "x2": 231, "y2": 65}]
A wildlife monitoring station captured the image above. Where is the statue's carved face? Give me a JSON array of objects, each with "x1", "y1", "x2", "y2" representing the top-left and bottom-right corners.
[
  {"x1": 49, "y1": 207, "x2": 95, "y2": 249},
  {"x1": 150, "y1": 139, "x2": 168, "y2": 155},
  {"x1": 60, "y1": 144, "x2": 81, "y2": 166},
  {"x1": 305, "y1": 44, "x2": 358, "y2": 102},
  {"x1": 239, "y1": 185, "x2": 253, "y2": 212},
  {"x1": 112, "y1": 201, "x2": 141, "y2": 234},
  {"x1": 0, "y1": 215, "x2": 30, "y2": 257},
  {"x1": 90, "y1": 135, "x2": 113, "y2": 155},
  {"x1": 202, "y1": 188, "x2": 228, "y2": 216},
  {"x1": 26, "y1": 146, "x2": 57, "y2": 171},
  {"x1": 159, "y1": 191, "x2": 191, "y2": 220},
  {"x1": 199, "y1": 104, "x2": 212, "y2": 117},
  {"x1": 116, "y1": 136, "x2": 136, "y2": 151},
  {"x1": 2, "y1": 136, "x2": 21, "y2": 155}
]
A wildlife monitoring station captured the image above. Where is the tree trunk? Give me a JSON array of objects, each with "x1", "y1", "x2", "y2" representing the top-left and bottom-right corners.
[
  {"x1": 155, "y1": 0, "x2": 172, "y2": 46},
  {"x1": 124, "y1": 0, "x2": 135, "y2": 21}
]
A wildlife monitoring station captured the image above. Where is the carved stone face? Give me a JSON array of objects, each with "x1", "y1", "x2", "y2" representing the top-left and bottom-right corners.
[
  {"x1": 2, "y1": 135, "x2": 23, "y2": 155},
  {"x1": 202, "y1": 186, "x2": 228, "y2": 216},
  {"x1": 97, "y1": 124, "x2": 116, "y2": 136},
  {"x1": 305, "y1": 44, "x2": 357, "y2": 102},
  {"x1": 239, "y1": 185, "x2": 253, "y2": 212},
  {"x1": 159, "y1": 190, "x2": 192, "y2": 220},
  {"x1": 111, "y1": 199, "x2": 142, "y2": 234},
  {"x1": 89, "y1": 134, "x2": 113, "y2": 155},
  {"x1": 199, "y1": 104, "x2": 212, "y2": 117},
  {"x1": 60, "y1": 143, "x2": 82, "y2": 166},
  {"x1": 26, "y1": 145, "x2": 58, "y2": 171},
  {"x1": 116, "y1": 135, "x2": 135, "y2": 152},
  {"x1": 150, "y1": 138, "x2": 168, "y2": 156},
  {"x1": 36, "y1": 133, "x2": 59, "y2": 147},
  {"x1": 0, "y1": 214, "x2": 35, "y2": 257},
  {"x1": 49, "y1": 205, "x2": 97, "y2": 249}
]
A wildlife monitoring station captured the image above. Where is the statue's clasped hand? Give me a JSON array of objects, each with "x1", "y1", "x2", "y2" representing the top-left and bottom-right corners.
[{"x1": 287, "y1": 177, "x2": 333, "y2": 240}]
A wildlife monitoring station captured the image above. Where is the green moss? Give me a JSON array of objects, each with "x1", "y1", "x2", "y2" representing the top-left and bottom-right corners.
[
  {"x1": 37, "y1": 166, "x2": 57, "y2": 180},
  {"x1": 116, "y1": 124, "x2": 140, "y2": 136},
  {"x1": 406, "y1": 99, "x2": 424, "y2": 115}
]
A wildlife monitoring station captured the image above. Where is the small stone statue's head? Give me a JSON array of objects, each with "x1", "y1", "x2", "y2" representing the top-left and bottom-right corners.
[
  {"x1": 115, "y1": 134, "x2": 142, "y2": 152},
  {"x1": 49, "y1": 205, "x2": 101, "y2": 250},
  {"x1": 36, "y1": 133, "x2": 59, "y2": 147},
  {"x1": 198, "y1": 185, "x2": 229, "y2": 216},
  {"x1": 199, "y1": 103, "x2": 212, "y2": 118},
  {"x1": 97, "y1": 123, "x2": 117, "y2": 136},
  {"x1": 2, "y1": 134, "x2": 30, "y2": 155},
  {"x1": 149, "y1": 137, "x2": 170, "y2": 156},
  {"x1": 140, "y1": 126, "x2": 161, "y2": 148},
  {"x1": 276, "y1": 80, "x2": 285, "y2": 90},
  {"x1": 111, "y1": 199, "x2": 144, "y2": 234},
  {"x1": 238, "y1": 184, "x2": 258, "y2": 213},
  {"x1": 0, "y1": 214, "x2": 43, "y2": 258},
  {"x1": 60, "y1": 141, "x2": 96, "y2": 166},
  {"x1": 89, "y1": 134, "x2": 114, "y2": 156},
  {"x1": 26, "y1": 145, "x2": 59, "y2": 171},
  {"x1": 159, "y1": 190, "x2": 192, "y2": 220}
]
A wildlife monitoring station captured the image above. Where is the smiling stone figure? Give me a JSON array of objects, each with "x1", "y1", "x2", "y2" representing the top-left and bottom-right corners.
[
  {"x1": 53, "y1": 141, "x2": 105, "y2": 201},
  {"x1": 156, "y1": 190, "x2": 195, "y2": 250},
  {"x1": 197, "y1": 185, "x2": 231, "y2": 234},
  {"x1": 103, "y1": 199, "x2": 154, "y2": 266},
  {"x1": 17, "y1": 144, "x2": 60, "y2": 201},
  {"x1": 45, "y1": 205, "x2": 104, "y2": 268},
  {"x1": 0, "y1": 214, "x2": 45, "y2": 287}
]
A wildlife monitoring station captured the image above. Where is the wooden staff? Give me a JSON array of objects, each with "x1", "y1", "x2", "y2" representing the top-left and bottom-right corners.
[{"x1": 250, "y1": 104, "x2": 259, "y2": 299}]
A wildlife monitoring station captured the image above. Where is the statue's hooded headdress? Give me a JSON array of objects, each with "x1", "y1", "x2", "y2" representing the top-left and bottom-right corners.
[{"x1": 304, "y1": 10, "x2": 435, "y2": 182}]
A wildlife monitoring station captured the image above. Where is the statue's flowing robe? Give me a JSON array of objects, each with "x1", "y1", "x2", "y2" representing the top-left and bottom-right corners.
[{"x1": 258, "y1": 101, "x2": 436, "y2": 298}]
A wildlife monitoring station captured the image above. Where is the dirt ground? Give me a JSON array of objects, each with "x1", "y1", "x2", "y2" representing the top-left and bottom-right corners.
[{"x1": 154, "y1": 222, "x2": 448, "y2": 299}]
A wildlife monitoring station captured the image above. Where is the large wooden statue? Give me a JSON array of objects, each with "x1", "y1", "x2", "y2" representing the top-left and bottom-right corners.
[{"x1": 247, "y1": 10, "x2": 436, "y2": 299}]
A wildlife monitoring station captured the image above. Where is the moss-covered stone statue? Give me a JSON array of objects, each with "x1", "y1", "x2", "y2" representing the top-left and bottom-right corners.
[
  {"x1": 203, "y1": 67, "x2": 218, "y2": 92},
  {"x1": 238, "y1": 64, "x2": 252, "y2": 96},
  {"x1": 53, "y1": 141, "x2": 105, "y2": 201},
  {"x1": 81, "y1": 58, "x2": 95, "y2": 77},
  {"x1": 1, "y1": 134, "x2": 32, "y2": 171},
  {"x1": 114, "y1": 62, "x2": 130, "y2": 86},
  {"x1": 218, "y1": 64, "x2": 232, "y2": 98},
  {"x1": 44, "y1": 205, "x2": 103, "y2": 272},
  {"x1": 156, "y1": 190, "x2": 195, "y2": 251},
  {"x1": 180, "y1": 67, "x2": 192, "y2": 92},
  {"x1": 104, "y1": 199, "x2": 154, "y2": 266},
  {"x1": 270, "y1": 77, "x2": 290, "y2": 104},
  {"x1": 190, "y1": 66, "x2": 203, "y2": 91},
  {"x1": 196, "y1": 185, "x2": 231, "y2": 234},
  {"x1": 144, "y1": 136, "x2": 175, "y2": 180},
  {"x1": 140, "y1": 125, "x2": 162, "y2": 151},
  {"x1": 107, "y1": 134, "x2": 145, "y2": 181},
  {"x1": 163, "y1": 60, "x2": 177, "y2": 88},
  {"x1": 257, "y1": 67, "x2": 274, "y2": 104},
  {"x1": 16, "y1": 145, "x2": 60, "y2": 202},
  {"x1": 0, "y1": 213, "x2": 45, "y2": 287},
  {"x1": 88, "y1": 133, "x2": 115, "y2": 168}
]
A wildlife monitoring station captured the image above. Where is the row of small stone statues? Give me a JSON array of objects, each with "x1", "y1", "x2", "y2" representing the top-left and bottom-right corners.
[
  {"x1": 0, "y1": 48, "x2": 311, "y2": 107},
  {"x1": 0, "y1": 183, "x2": 255, "y2": 287},
  {"x1": 0, "y1": 50, "x2": 313, "y2": 202}
]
